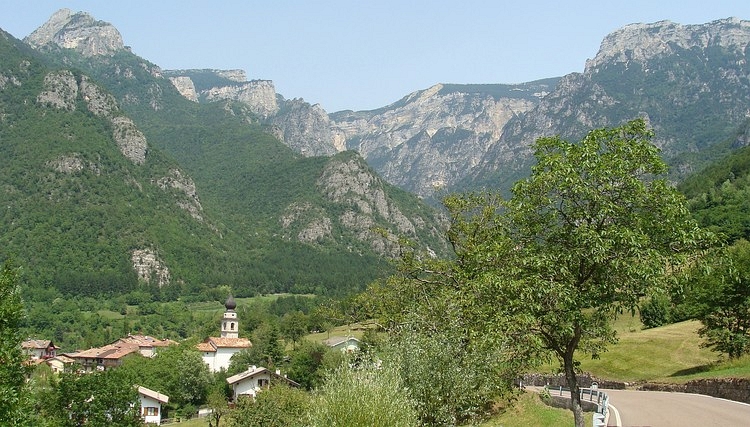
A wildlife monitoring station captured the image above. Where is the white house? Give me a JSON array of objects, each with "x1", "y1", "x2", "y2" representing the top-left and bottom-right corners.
[
  {"x1": 225, "y1": 366, "x2": 300, "y2": 402},
  {"x1": 21, "y1": 339, "x2": 58, "y2": 360},
  {"x1": 138, "y1": 386, "x2": 169, "y2": 425},
  {"x1": 45, "y1": 354, "x2": 76, "y2": 373},
  {"x1": 197, "y1": 296, "x2": 251, "y2": 373},
  {"x1": 323, "y1": 336, "x2": 360, "y2": 353}
]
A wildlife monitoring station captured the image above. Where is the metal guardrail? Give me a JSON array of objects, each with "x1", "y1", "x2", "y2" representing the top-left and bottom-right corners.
[
  {"x1": 551, "y1": 384, "x2": 609, "y2": 427},
  {"x1": 520, "y1": 380, "x2": 609, "y2": 427}
]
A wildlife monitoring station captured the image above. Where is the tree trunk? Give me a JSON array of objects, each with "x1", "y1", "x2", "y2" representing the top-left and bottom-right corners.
[{"x1": 563, "y1": 352, "x2": 585, "y2": 427}]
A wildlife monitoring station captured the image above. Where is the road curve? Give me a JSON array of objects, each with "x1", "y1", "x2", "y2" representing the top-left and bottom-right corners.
[{"x1": 605, "y1": 389, "x2": 750, "y2": 427}]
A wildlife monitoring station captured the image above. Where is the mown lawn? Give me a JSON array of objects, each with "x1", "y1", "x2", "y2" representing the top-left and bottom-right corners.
[{"x1": 577, "y1": 316, "x2": 719, "y2": 382}]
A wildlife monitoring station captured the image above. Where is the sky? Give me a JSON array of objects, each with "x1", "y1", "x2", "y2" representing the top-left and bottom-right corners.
[{"x1": 1, "y1": 1, "x2": 749, "y2": 112}]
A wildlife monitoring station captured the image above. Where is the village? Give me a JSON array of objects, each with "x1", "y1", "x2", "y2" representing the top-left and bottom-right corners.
[{"x1": 21, "y1": 296, "x2": 361, "y2": 425}]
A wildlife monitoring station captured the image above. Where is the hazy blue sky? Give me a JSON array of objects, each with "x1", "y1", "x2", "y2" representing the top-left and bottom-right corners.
[{"x1": 2, "y1": 1, "x2": 749, "y2": 112}]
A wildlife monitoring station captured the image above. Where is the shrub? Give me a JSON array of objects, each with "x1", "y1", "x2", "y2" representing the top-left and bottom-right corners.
[{"x1": 307, "y1": 361, "x2": 419, "y2": 427}]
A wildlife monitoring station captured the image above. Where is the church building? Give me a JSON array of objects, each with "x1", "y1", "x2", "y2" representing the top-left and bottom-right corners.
[{"x1": 197, "y1": 296, "x2": 252, "y2": 372}]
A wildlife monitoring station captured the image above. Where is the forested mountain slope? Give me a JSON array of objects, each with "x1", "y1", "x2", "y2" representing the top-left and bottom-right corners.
[{"x1": 0, "y1": 13, "x2": 448, "y2": 299}]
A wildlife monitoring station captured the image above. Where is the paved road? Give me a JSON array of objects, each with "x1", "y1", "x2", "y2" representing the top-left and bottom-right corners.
[{"x1": 605, "y1": 389, "x2": 750, "y2": 427}]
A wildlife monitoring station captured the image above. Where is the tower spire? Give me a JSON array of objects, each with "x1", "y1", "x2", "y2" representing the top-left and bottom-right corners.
[{"x1": 221, "y1": 295, "x2": 238, "y2": 338}]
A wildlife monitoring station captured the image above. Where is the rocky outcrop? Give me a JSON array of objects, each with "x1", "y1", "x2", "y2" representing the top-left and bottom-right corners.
[
  {"x1": 80, "y1": 75, "x2": 118, "y2": 117},
  {"x1": 111, "y1": 116, "x2": 147, "y2": 165},
  {"x1": 203, "y1": 80, "x2": 279, "y2": 118},
  {"x1": 168, "y1": 76, "x2": 198, "y2": 102},
  {"x1": 36, "y1": 69, "x2": 149, "y2": 166},
  {"x1": 316, "y1": 155, "x2": 419, "y2": 256},
  {"x1": 37, "y1": 70, "x2": 78, "y2": 110},
  {"x1": 155, "y1": 169, "x2": 204, "y2": 221},
  {"x1": 586, "y1": 18, "x2": 750, "y2": 71},
  {"x1": 25, "y1": 8, "x2": 124, "y2": 57},
  {"x1": 47, "y1": 153, "x2": 101, "y2": 175},
  {"x1": 131, "y1": 248, "x2": 171, "y2": 287},
  {"x1": 271, "y1": 99, "x2": 340, "y2": 156}
]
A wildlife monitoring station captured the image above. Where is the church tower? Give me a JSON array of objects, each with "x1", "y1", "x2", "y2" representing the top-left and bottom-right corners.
[{"x1": 221, "y1": 295, "x2": 239, "y2": 338}]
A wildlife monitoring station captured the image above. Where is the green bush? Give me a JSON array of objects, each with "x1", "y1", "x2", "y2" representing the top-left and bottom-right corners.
[
  {"x1": 227, "y1": 384, "x2": 310, "y2": 427},
  {"x1": 307, "y1": 361, "x2": 419, "y2": 427}
]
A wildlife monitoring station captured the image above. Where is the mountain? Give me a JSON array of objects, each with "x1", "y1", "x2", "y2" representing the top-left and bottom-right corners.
[
  {"x1": 0, "y1": 10, "x2": 448, "y2": 298},
  {"x1": 470, "y1": 18, "x2": 750, "y2": 189},
  {"x1": 7, "y1": 10, "x2": 750, "y2": 298},
  {"x1": 167, "y1": 67, "x2": 557, "y2": 200},
  {"x1": 170, "y1": 18, "x2": 750, "y2": 200}
]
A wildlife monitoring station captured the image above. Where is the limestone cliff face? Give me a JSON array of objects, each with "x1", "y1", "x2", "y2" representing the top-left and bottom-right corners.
[
  {"x1": 586, "y1": 18, "x2": 750, "y2": 71},
  {"x1": 331, "y1": 83, "x2": 550, "y2": 197},
  {"x1": 25, "y1": 8, "x2": 124, "y2": 57},
  {"x1": 177, "y1": 69, "x2": 551, "y2": 198},
  {"x1": 472, "y1": 17, "x2": 750, "y2": 185},
  {"x1": 35, "y1": 69, "x2": 152, "y2": 165},
  {"x1": 203, "y1": 80, "x2": 279, "y2": 118},
  {"x1": 278, "y1": 153, "x2": 446, "y2": 257},
  {"x1": 270, "y1": 99, "x2": 340, "y2": 156},
  {"x1": 131, "y1": 248, "x2": 171, "y2": 287},
  {"x1": 169, "y1": 76, "x2": 198, "y2": 102}
]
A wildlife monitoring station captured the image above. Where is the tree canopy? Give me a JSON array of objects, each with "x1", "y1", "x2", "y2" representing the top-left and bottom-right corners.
[{"x1": 368, "y1": 118, "x2": 716, "y2": 427}]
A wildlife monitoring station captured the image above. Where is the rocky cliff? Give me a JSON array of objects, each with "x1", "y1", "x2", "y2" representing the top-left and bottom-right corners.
[
  {"x1": 171, "y1": 70, "x2": 554, "y2": 198},
  {"x1": 25, "y1": 8, "x2": 124, "y2": 57},
  {"x1": 471, "y1": 17, "x2": 750, "y2": 186}
]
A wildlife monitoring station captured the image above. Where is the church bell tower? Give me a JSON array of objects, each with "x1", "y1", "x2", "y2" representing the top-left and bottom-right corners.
[{"x1": 221, "y1": 295, "x2": 239, "y2": 338}]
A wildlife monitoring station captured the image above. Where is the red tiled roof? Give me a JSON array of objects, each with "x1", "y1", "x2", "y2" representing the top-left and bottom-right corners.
[
  {"x1": 69, "y1": 342, "x2": 140, "y2": 360},
  {"x1": 119, "y1": 334, "x2": 176, "y2": 348},
  {"x1": 196, "y1": 337, "x2": 251, "y2": 352},
  {"x1": 22, "y1": 339, "x2": 57, "y2": 350}
]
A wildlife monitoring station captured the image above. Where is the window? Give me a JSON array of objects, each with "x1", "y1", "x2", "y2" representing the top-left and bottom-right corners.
[
  {"x1": 258, "y1": 378, "x2": 269, "y2": 388},
  {"x1": 143, "y1": 407, "x2": 159, "y2": 416},
  {"x1": 230, "y1": 322, "x2": 235, "y2": 330}
]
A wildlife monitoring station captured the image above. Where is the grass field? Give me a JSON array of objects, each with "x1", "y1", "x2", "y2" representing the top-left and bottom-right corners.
[
  {"x1": 480, "y1": 392, "x2": 593, "y2": 427},
  {"x1": 532, "y1": 313, "x2": 750, "y2": 383}
]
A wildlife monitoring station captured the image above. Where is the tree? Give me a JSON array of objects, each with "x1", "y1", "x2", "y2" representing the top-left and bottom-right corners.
[
  {"x1": 228, "y1": 323, "x2": 284, "y2": 375},
  {"x1": 286, "y1": 341, "x2": 328, "y2": 390},
  {"x1": 47, "y1": 369, "x2": 142, "y2": 427},
  {"x1": 0, "y1": 261, "x2": 30, "y2": 426},
  {"x1": 280, "y1": 311, "x2": 308, "y2": 349},
  {"x1": 691, "y1": 239, "x2": 750, "y2": 358},
  {"x1": 383, "y1": 119, "x2": 713, "y2": 427}
]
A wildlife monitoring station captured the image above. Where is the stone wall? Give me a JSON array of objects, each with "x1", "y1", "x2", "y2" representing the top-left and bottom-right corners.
[
  {"x1": 522, "y1": 373, "x2": 627, "y2": 390},
  {"x1": 640, "y1": 378, "x2": 750, "y2": 404}
]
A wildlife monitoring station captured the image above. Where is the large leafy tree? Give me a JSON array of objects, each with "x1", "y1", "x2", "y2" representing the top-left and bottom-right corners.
[
  {"x1": 690, "y1": 239, "x2": 750, "y2": 358},
  {"x1": 382, "y1": 119, "x2": 714, "y2": 427},
  {"x1": 46, "y1": 369, "x2": 142, "y2": 427},
  {"x1": 0, "y1": 261, "x2": 30, "y2": 426}
]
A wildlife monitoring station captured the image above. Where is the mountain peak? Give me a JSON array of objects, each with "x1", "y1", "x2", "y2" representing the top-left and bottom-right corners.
[
  {"x1": 25, "y1": 8, "x2": 124, "y2": 57},
  {"x1": 585, "y1": 17, "x2": 750, "y2": 72}
]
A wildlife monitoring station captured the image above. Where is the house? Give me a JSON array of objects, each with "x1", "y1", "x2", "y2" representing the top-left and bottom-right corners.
[
  {"x1": 21, "y1": 339, "x2": 58, "y2": 360},
  {"x1": 323, "y1": 336, "x2": 360, "y2": 353},
  {"x1": 137, "y1": 386, "x2": 169, "y2": 425},
  {"x1": 118, "y1": 334, "x2": 176, "y2": 358},
  {"x1": 67, "y1": 341, "x2": 140, "y2": 371},
  {"x1": 67, "y1": 334, "x2": 175, "y2": 372},
  {"x1": 225, "y1": 365, "x2": 300, "y2": 402},
  {"x1": 46, "y1": 354, "x2": 76, "y2": 373},
  {"x1": 197, "y1": 296, "x2": 251, "y2": 373}
]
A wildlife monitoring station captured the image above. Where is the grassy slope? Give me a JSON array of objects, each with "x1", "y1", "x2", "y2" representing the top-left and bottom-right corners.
[
  {"x1": 480, "y1": 393, "x2": 593, "y2": 427},
  {"x1": 534, "y1": 314, "x2": 750, "y2": 383}
]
